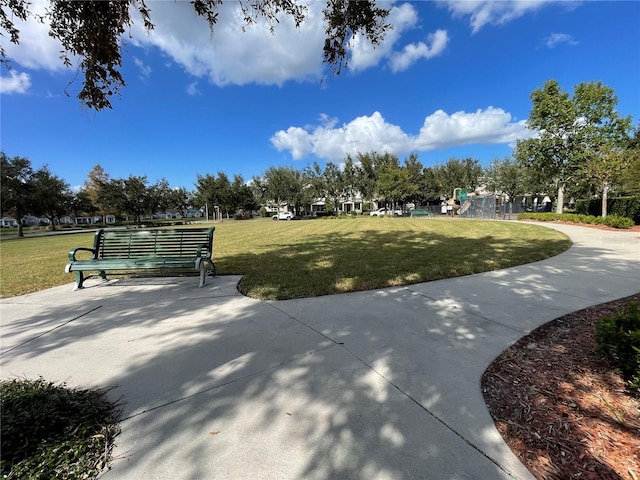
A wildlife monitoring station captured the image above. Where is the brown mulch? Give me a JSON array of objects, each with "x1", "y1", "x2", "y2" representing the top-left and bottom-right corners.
[{"x1": 482, "y1": 293, "x2": 640, "y2": 480}]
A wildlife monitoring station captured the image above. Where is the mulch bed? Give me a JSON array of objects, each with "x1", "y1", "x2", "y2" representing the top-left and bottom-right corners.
[{"x1": 482, "y1": 293, "x2": 640, "y2": 480}]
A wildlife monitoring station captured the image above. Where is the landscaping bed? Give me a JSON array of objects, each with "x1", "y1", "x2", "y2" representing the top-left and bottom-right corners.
[{"x1": 483, "y1": 293, "x2": 640, "y2": 480}]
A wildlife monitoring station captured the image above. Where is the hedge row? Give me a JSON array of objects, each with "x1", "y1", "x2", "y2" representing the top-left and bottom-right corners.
[
  {"x1": 517, "y1": 212, "x2": 635, "y2": 229},
  {"x1": 575, "y1": 196, "x2": 640, "y2": 225}
]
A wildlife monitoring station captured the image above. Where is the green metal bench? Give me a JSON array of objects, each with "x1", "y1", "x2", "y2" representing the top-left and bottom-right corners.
[
  {"x1": 65, "y1": 227, "x2": 216, "y2": 290},
  {"x1": 410, "y1": 209, "x2": 432, "y2": 218}
]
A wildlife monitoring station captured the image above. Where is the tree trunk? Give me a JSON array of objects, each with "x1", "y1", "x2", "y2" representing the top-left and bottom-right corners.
[
  {"x1": 556, "y1": 184, "x2": 564, "y2": 214},
  {"x1": 15, "y1": 207, "x2": 25, "y2": 238},
  {"x1": 602, "y1": 183, "x2": 609, "y2": 218}
]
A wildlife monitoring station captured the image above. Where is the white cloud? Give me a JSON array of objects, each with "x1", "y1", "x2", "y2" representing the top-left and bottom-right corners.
[
  {"x1": 129, "y1": 1, "x2": 325, "y2": 86},
  {"x1": 2, "y1": 0, "x2": 73, "y2": 71},
  {"x1": 271, "y1": 108, "x2": 534, "y2": 161},
  {"x1": 349, "y1": 2, "x2": 419, "y2": 72},
  {"x1": 415, "y1": 108, "x2": 532, "y2": 149},
  {"x1": 350, "y1": 3, "x2": 447, "y2": 74},
  {"x1": 271, "y1": 126, "x2": 315, "y2": 159},
  {"x1": 544, "y1": 33, "x2": 578, "y2": 48},
  {"x1": 3, "y1": 1, "x2": 446, "y2": 88},
  {"x1": 0, "y1": 70, "x2": 32, "y2": 94},
  {"x1": 186, "y1": 81, "x2": 200, "y2": 96},
  {"x1": 388, "y1": 29, "x2": 449, "y2": 73},
  {"x1": 133, "y1": 57, "x2": 152, "y2": 79},
  {"x1": 443, "y1": 0, "x2": 563, "y2": 33},
  {"x1": 130, "y1": 1, "x2": 446, "y2": 85}
]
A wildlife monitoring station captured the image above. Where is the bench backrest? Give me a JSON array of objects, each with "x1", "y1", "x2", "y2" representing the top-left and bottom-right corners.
[{"x1": 97, "y1": 228, "x2": 215, "y2": 259}]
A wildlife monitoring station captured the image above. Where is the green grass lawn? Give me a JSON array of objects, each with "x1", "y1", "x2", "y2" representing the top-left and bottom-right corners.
[{"x1": 0, "y1": 217, "x2": 571, "y2": 300}]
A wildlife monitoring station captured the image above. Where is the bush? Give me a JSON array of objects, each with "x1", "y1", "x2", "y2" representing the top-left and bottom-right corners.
[
  {"x1": 574, "y1": 199, "x2": 588, "y2": 215},
  {"x1": 596, "y1": 302, "x2": 640, "y2": 389},
  {"x1": 575, "y1": 197, "x2": 640, "y2": 224},
  {"x1": 516, "y1": 212, "x2": 634, "y2": 229},
  {"x1": 601, "y1": 215, "x2": 635, "y2": 229},
  {"x1": 0, "y1": 378, "x2": 121, "y2": 479}
]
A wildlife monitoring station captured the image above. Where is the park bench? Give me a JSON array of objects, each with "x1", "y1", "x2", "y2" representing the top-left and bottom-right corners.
[
  {"x1": 410, "y1": 209, "x2": 432, "y2": 218},
  {"x1": 65, "y1": 227, "x2": 216, "y2": 290}
]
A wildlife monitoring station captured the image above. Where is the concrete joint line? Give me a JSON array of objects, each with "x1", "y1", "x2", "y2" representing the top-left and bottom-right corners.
[
  {"x1": 270, "y1": 302, "x2": 523, "y2": 479},
  {"x1": 119, "y1": 343, "x2": 339, "y2": 423},
  {"x1": 340, "y1": 343, "x2": 523, "y2": 480},
  {"x1": 1, "y1": 305, "x2": 103, "y2": 356}
]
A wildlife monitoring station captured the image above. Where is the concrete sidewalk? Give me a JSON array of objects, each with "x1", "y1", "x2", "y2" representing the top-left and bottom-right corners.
[{"x1": 1, "y1": 223, "x2": 639, "y2": 479}]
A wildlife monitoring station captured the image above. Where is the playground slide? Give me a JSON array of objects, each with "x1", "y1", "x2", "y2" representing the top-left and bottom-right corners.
[{"x1": 459, "y1": 200, "x2": 471, "y2": 215}]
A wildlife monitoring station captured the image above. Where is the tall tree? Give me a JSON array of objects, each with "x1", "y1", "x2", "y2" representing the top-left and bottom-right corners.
[
  {"x1": 193, "y1": 173, "x2": 217, "y2": 219},
  {"x1": 302, "y1": 161, "x2": 326, "y2": 206},
  {"x1": 231, "y1": 174, "x2": 257, "y2": 215},
  {"x1": 421, "y1": 166, "x2": 445, "y2": 201},
  {"x1": 212, "y1": 172, "x2": 234, "y2": 218},
  {"x1": 484, "y1": 157, "x2": 527, "y2": 215},
  {"x1": 432, "y1": 157, "x2": 483, "y2": 198},
  {"x1": 31, "y1": 166, "x2": 72, "y2": 231},
  {"x1": 165, "y1": 187, "x2": 193, "y2": 219},
  {"x1": 99, "y1": 175, "x2": 150, "y2": 226},
  {"x1": 263, "y1": 166, "x2": 304, "y2": 213},
  {"x1": 0, "y1": 152, "x2": 34, "y2": 237},
  {"x1": 354, "y1": 152, "x2": 379, "y2": 203},
  {"x1": 249, "y1": 175, "x2": 269, "y2": 209},
  {"x1": 579, "y1": 144, "x2": 628, "y2": 217},
  {"x1": 403, "y1": 153, "x2": 424, "y2": 205},
  {"x1": 375, "y1": 154, "x2": 412, "y2": 213},
  {"x1": 2, "y1": 1, "x2": 390, "y2": 110},
  {"x1": 83, "y1": 164, "x2": 110, "y2": 224},
  {"x1": 122, "y1": 175, "x2": 151, "y2": 226},
  {"x1": 68, "y1": 189, "x2": 96, "y2": 222},
  {"x1": 619, "y1": 124, "x2": 640, "y2": 195},
  {"x1": 195, "y1": 172, "x2": 256, "y2": 218},
  {"x1": 322, "y1": 162, "x2": 343, "y2": 213},
  {"x1": 515, "y1": 79, "x2": 632, "y2": 213},
  {"x1": 148, "y1": 178, "x2": 172, "y2": 215},
  {"x1": 341, "y1": 155, "x2": 359, "y2": 203}
]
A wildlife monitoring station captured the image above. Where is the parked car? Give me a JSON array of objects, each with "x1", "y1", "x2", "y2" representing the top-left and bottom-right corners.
[
  {"x1": 369, "y1": 208, "x2": 402, "y2": 217},
  {"x1": 272, "y1": 211, "x2": 293, "y2": 221}
]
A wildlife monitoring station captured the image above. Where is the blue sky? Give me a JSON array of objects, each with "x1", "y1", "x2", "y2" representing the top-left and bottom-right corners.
[{"x1": 1, "y1": 0, "x2": 639, "y2": 191}]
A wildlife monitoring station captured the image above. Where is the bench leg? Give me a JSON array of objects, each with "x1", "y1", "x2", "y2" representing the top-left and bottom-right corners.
[
  {"x1": 197, "y1": 260, "x2": 206, "y2": 287},
  {"x1": 73, "y1": 271, "x2": 85, "y2": 291},
  {"x1": 198, "y1": 261, "x2": 216, "y2": 287}
]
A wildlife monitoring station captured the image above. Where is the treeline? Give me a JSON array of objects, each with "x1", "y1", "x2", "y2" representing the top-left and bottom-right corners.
[{"x1": 2, "y1": 80, "x2": 639, "y2": 237}]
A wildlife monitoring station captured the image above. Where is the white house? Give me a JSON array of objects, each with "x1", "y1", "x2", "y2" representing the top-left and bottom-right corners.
[{"x1": 1, "y1": 217, "x2": 18, "y2": 228}]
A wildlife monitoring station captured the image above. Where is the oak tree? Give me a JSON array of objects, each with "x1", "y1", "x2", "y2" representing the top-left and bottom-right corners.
[
  {"x1": 515, "y1": 80, "x2": 632, "y2": 213},
  {"x1": 0, "y1": 152, "x2": 34, "y2": 237}
]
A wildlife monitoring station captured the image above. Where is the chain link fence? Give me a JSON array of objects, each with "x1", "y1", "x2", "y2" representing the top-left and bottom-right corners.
[{"x1": 458, "y1": 195, "x2": 531, "y2": 220}]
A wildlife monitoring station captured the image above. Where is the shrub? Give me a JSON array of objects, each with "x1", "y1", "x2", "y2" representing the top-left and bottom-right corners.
[
  {"x1": 575, "y1": 199, "x2": 588, "y2": 215},
  {"x1": 0, "y1": 378, "x2": 121, "y2": 479},
  {"x1": 575, "y1": 197, "x2": 640, "y2": 224},
  {"x1": 516, "y1": 212, "x2": 634, "y2": 229},
  {"x1": 601, "y1": 215, "x2": 634, "y2": 229},
  {"x1": 595, "y1": 302, "x2": 640, "y2": 389}
]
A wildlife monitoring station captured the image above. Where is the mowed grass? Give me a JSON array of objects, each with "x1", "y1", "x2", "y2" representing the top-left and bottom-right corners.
[{"x1": 0, "y1": 218, "x2": 571, "y2": 300}]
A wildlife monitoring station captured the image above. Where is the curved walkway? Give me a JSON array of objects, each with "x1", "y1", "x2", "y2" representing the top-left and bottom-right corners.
[{"x1": 1, "y1": 223, "x2": 638, "y2": 479}]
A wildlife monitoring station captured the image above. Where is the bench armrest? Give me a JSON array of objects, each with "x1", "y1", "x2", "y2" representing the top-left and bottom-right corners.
[{"x1": 68, "y1": 247, "x2": 97, "y2": 262}]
